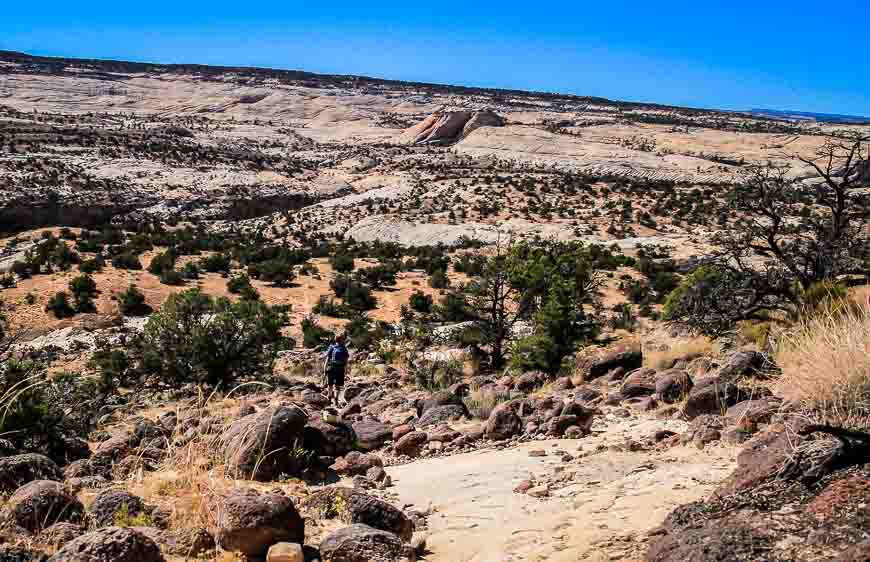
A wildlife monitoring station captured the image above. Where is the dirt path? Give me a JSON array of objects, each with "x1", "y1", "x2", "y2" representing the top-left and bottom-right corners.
[{"x1": 387, "y1": 414, "x2": 737, "y2": 562}]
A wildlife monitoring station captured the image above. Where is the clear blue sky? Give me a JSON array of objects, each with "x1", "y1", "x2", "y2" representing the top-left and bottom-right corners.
[{"x1": 3, "y1": 0, "x2": 868, "y2": 116}]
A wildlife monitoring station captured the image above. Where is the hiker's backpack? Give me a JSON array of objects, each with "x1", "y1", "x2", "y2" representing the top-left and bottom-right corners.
[{"x1": 328, "y1": 345, "x2": 349, "y2": 367}]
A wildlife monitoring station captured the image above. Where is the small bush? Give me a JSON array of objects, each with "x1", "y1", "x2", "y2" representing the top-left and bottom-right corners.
[
  {"x1": 0, "y1": 274, "x2": 15, "y2": 289},
  {"x1": 227, "y1": 273, "x2": 254, "y2": 294},
  {"x1": 409, "y1": 290, "x2": 433, "y2": 313},
  {"x1": 46, "y1": 291, "x2": 75, "y2": 318},
  {"x1": 428, "y1": 269, "x2": 449, "y2": 289},
  {"x1": 463, "y1": 389, "x2": 511, "y2": 419},
  {"x1": 330, "y1": 253, "x2": 355, "y2": 273},
  {"x1": 111, "y1": 252, "x2": 142, "y2": 270},
  {"x1": 118, "y1": 285, "x2": 149, "y2": 316},
  {"x1": 182, "y1": 262, "x2": 200, "y2": 279},
  {"x1": 147, "y1": 251, "x2": 176, "y2": 276},
  {"x1": 301, "y1": 315, "x2": 334, "y2": 349},
  {"x1": 159, "y1": 269, "x2": 185, "y2": 286},
  {"x1": 200, "y1": 253, "x2": 231, "y2": 273}
]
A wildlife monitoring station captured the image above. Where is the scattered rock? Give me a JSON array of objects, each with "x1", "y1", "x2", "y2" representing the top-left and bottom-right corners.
[
  {"x1": 47, "y1": 526, "x2": 165, "y2": 562},
  {"x1": 266, "y1": 542, "x2": 304, "y2": 562},
  {"x1": 586, "y1": 350, "x2": 643, "y2": 380},
  {"x1": 219, "y1": 405, "x2": 308, "y2": 481},
  {"x1": 352, "y1": 418, "x2": 392, "y2": 451},
  {"x1": 305, "y1": 487, "x2": 414, "y2": 541},
  {"x1": 5, "y1": 480, "x2": 84, "y2": 532},
  {"x1": 486, "y1": 402, "x2": 522, "y2": 440},
  {"x1": 319, "y1": 524, "x2": 410, "y2": 562},
  {"x1": 88, "y1": 490, "x2": 146, "y2": 528},
  {"x1": 214, "y1": 488, "x2": 304, "y2": 558},
  {"x1": 0, "y1": 454, "x2": 62, "y2": 493},
  {"x1": 332, "y1": 451, "x2": 383, "y2": 476},
  {"x1": 37, "y1": 522, "x2": 84, "y2": 549}
]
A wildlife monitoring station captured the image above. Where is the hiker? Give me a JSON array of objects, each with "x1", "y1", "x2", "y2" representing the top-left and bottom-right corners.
[{"x1": 323, "y1": 333, "x2": 349, "y2": 406}]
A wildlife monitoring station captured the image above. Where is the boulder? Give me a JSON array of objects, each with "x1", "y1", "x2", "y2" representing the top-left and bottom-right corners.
[
  {"x1": 621, "y1": 368, "x2": 657, "y2": 398},
  {"x1": 6, "y1": 480, "x2": 84, "y2": 532},
  {"x1": 88, "y1": 490, "x2": 146, "y2": 528},
  {"x1": 717, "y1": 424, "x2": 806, "y2": 495},
  {"x1": 724, "y1": 399, "x2": 776, "y2": 426},
  {"x1": 548, "y1": 415, "x2": 579, "y2": 437},
  {"x1": 91, "y1": 432, "x2": 135, "y2": 464},
  {"x1": 129, "y1": 526, "x2": 214, "y2": 558},
  {"x1": 560, "y1": 401, "x2": 597, "y2": 433},
  {"x1": 332, "y1": 452, "x2": 383, "y2": 476},
  {"x1": 416, "y1": 391, "x2": 468, "y2": 417},
  {"x1": 319, "y1": 524, "x2": 409, "y2": 562},
  {"x1": 717, "y1": 350, "x2": 768, "y2": 382},
  {"x1": 0, "y1": 454, "x2": 62, "y2": 493},
  {"x1": 37, "y1": 522, "x2": 84, "y2": 548},
  {"x1": 394, "y1": 431, "x2": 428, "y2": 458},
  {"x1": 682, "y1": 377, "x2": 742, "y2": 420},
  {"x1": 554, "y1": 376, "x2": 575, "y2": 390},
  {"x1": 303, "y1": 417, "x2": 356, "y2": 457},
  {"x1": 352, "y1": 418, "x2": 392, "y2": 451},
  {"x1": 214, "y1": 488, "x2": 304, "y2": 558},
  {"x1": 513, "y1": 372, "x2": 544, "y2": 393},
  {"x1": 304, "y1": 487, "x2": 414, "y2": 541},
  {"x1": 486, "y1": 402, "x2": 522, "y2": 440},
  {"x1": 417, "y1": 405, "x2": 467, "y2": 428},
  {"x1": 391, "y1": 424, "x2": 414, "y2": 441},
  {"x1": 426, "y1": 425, "x2": 461, "y2": 443},
  {"x1": 47, "y1": 527, "x2": 165, "y2": 562},
  {"x1": 267, "y1": 542, "x2": 304, "y2": 562},
  {"x1": 0, "y1": 546, "x2": 46, "y2": 562},
  {"x1": 219, "y1": 405, "x2": 308, "y2": 481},
  {"x1": 655, "y1": 370, "x2": 694, "y2": 403},
  {"x1": 586, "y1": 350, "x2": 642, "y2": 380}
]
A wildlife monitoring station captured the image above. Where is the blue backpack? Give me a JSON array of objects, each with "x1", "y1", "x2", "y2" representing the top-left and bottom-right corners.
[{"x1": 328, "y1": 344, "x2": 349, "y2": 368}]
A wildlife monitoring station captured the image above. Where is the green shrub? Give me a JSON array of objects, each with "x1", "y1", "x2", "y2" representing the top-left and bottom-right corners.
[
  {"x1": 428, "y1": 269, "x2": 449, "y2": 289},
  {"x1": 409, "y1": 290, "x2": 433, "y2": 313},
  {"x1": 301, "y1": 315, "x2": 334, "y2": 349},
  {"x1": 227, "y1": 273, "x2": 254, "y2": 294},
  {"x1": 182, "y1": 262, "x2": 200, "y2": 279},
  {"x1": 147, "y1": 251, "x2": 176, "y2": 276},
  {"x1": 200, "y1": 253, "x2": 231, "y2": 273},
  {"x1": 159, "y1": 269, "x2": 185, "y2": 286},
  {"x1": 140, "y1": 288, "x2": 291, "y2": 387},
  {"x1": 330, "y1": 253, "x2": 355, "y2": 273},
  {"x1": 0, "y1": 274, "x2": 15, "y2": 289},
  {"x1": 117, "y1": 285, "x2": 149, "y2": 316},
  {"x1": 45, "y1": 292, "x2": 75, "y2": 318},
  {"x1": 111, "y1": 252, "x2": 141, "y2": 270}
]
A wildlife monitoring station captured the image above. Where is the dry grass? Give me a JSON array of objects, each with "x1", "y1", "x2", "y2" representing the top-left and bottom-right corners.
[
  {"x1": 775, "y1": 303, "x2": 870, "y2": 430},
  {"x1": 642, "y1": 330, "x2": 713, "y2": 371},
  {"x1": 463, "y1": 388, "x2": 511, "y2": 420}
]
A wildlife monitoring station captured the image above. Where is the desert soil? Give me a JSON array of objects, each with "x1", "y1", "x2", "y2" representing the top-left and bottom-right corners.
[{"x1": 388, "y1": 415, "x2": 737, "y2": 562}]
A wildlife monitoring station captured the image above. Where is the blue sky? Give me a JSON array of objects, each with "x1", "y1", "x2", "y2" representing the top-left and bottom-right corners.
[{"x1": 2, "y1": 1, "x2": 868, "y2": 115}]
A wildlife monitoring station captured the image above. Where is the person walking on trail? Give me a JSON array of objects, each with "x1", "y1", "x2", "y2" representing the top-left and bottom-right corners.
[{"x1": 323, "y1": 334, "x2": 349, "y2": 406}]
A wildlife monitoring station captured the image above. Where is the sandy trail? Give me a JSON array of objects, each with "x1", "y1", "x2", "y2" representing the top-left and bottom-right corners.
[{"x1": 388, "y1": 415, "x2": 737, "y2": 562}]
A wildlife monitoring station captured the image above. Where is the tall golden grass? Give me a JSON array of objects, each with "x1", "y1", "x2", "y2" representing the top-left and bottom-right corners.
[{"x1": 775, "y1": 300, "x2": 870, "y2": 430}]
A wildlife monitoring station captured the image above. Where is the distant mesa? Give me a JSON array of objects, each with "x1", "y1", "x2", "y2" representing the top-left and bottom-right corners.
[{"x1": 399, "y1": 109, "x2": 504, "y2": 145}]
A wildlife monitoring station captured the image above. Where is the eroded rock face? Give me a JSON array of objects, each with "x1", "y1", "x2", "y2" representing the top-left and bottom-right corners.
[
  {"x1": 319, "y1": 524, "x2": 410, "y2": 562},
  {"x1": 47, "y1": 526, "x2": 165, "y2": 562},
  {"x1": 214, "y1": 488, "x2": 304, "y2": 558},
  {"x1": 0, "y1": 454, "x2": 63, "y2": 493},
  {"x1": 0, "y1": 546, "x2": 48, "y2": 562},
  {"x1": 6, "y1": 480, "x2": 84, "y2": 532},
  {"x1": 621, "y1": 368, "x2": 657, "y2": 398},
  {"x1": 655, "y1": 370, "x2": 694, "y2": 403},
  {"x1": 218, "y1": 405, "x2": 308, "y2": 481},
  {"x1": 37, "y1": 522, "x2": 84, "y2": 549},
  {"x1": 460, "y1": 111, "x2": 505, "y2": 139}
]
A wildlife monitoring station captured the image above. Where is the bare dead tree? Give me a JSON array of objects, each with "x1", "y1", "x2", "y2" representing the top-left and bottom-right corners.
[{"x1": 666, "y1": 134, "x2": 870, "y2": 334}]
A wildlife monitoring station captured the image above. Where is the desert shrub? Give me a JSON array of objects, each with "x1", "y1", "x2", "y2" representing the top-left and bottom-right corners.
[
  {"x1": 663, "y1": 266, "x2": 750, "y2": 335},
  {"x1": 200, "y1": 253, "x2": 231, "y2": 273},
  {"x1": 78, "y1": 255, "x2": 105, "y2": 274},
  {"x1": 428, "y1": 269, "x2": 449, "y2": 289},
  {"x1": 118, "y1": 285, "x2": 150, "y2": 316},
  {"x1": 413, "y1": 359, "x2": 464, "y2": 391},
  {"x1": 775, "y1": 303, "x2": 870, "y2": 430},
  {"x1": 45, "y1": 291, "x2": 75, "y2": 318},
  {"x1": 608, "y1": 303, "x2": 638, "y2": 331},
  {"x1": 254, "y1": 258, "x2": 295, "y2": 286},
  {"x1": 330, "y1": 253, "x2": 355, "y2": 273},
  {"x1": 23, "y1": 293, "x2": 36, "y2": 305},
  {"x1": 409, "y1": 290, "x2": 433, "y2": 313},
  {"x1": 436, "y1": 291, "x2": 471, "y2": 322},
  {"x1": 182, "y1": 262, "x2": 200, "y2": 279},
  {"x1": 112, "y1": 252, "x2": 142, "y2": 270},
  {"x1": 147, "y1": 250, "x2": 176, "y2": 276},
  {"x1": 0, "y1": 274, "x2": 15, "y2": 289},
  {"x1": 313, "y1": 295, "x2": 347, "y2": 318},
  {"x1": 356, "y1": 264, "x2": 397, "y2": 289},
  {"x1": 69, "y1": 274, "x2": 97, "y2": 312},
  {"x1": 88, "y1": 349, "x2": 131, "y2": 390},
  {"x1": 159, "y1": 269, "x2": 185, "y2": 286},
  {"x1": 301, "y1": 315, "x2": 334, "y2": 349},
  {"x1": 139, "y1": 289, "x2": 291, "y2": 388},
  {"x1": 227, "y1": 273, "x2": 254, "y2": 294},
  {"x1": 331, "y1": 275, "x2": 376, "y2": 311}
]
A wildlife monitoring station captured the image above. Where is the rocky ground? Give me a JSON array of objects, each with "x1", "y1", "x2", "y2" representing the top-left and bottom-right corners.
[{"x1": 1, "y1": 50, "x2": 869, "y2": 562}]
